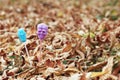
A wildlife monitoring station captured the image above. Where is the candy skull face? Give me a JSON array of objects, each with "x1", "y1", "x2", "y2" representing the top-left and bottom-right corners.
[
  {"x1": 37, "y1": 23, "x2": 48, "y2": 40},
  {"x1": 17, "y1": 28, "x2": 26, "y2": 42}
]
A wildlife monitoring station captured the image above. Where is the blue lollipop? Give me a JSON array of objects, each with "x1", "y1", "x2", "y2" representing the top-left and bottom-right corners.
[
  {"x1": 17, "y1": 28, "x2": 26, "y2": 42},
  {"x1": 17, "y1": 28, "x2": 32, "y2": 66}
]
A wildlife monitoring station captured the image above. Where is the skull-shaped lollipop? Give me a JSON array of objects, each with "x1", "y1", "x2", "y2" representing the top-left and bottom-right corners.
[
  {"x1": 37, "y1": 23, "x2": 48, "y2": 63},
  {"x1": 17, "y1": 28, "x2": 26, "y2": 42},
  {"x1": 37, "y1": 23, "x2": 48, "y2": 40}
]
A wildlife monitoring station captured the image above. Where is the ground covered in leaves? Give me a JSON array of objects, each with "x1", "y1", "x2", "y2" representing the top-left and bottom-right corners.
[{"x1": 0, "y1": 0, "x2": 120, "y2": 80}]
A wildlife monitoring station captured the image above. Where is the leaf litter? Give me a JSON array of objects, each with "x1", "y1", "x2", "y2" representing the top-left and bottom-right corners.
[{"x1": 0, "y1": 0, "x2": 120, "y2": 80}]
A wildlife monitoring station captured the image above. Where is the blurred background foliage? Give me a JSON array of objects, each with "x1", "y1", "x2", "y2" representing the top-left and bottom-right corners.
[{"x1": 0, "y1": 0, "x2": 119, "y2": 21}]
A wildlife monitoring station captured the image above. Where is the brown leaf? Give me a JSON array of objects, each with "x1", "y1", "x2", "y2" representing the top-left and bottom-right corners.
[
  {"x1": 112, "y1": 63, "x2": 120, "y2": 76},
  {"x1": 0, "y1": 48, "x2": 6, "y2": 56},
  {"x1": 16, "y1": 69, "x2": 30, "y2": 79},
  {"x1": 7, "y1": 67, "x2": 19, "y2": 76},
  {"x1": 45, "y1": 59, "x2": 55, "y2": 68},
  {"x1": 80, "y1": 72, "x2": 87, "y2": 80},
  {"x1": 64, "y1": 67, "x2": 79, "y2": 73},
  {"x1": 62, "y1": 42, "x2": 72, "y2": 52},
  {"x1": 56, "y1": 60, "x2": 65, "y2": 69},
  {"x1": 97, "y1": 32, "x2": 110, "y2": 43},
  {"x1": 99, "y1": 57, "x2": 114, "y2": 80},
  {"x1": 87, "y1": 61, "x2": 107, "y2": 71}
]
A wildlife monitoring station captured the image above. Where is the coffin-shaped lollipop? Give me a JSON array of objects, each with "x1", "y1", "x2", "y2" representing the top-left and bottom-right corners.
[
  {"x1": 17, "y1": 28, "x2": 26, "y2": 42},
  {"x1": 17, "y1": 28, "x2": 32, "y2": 66}
]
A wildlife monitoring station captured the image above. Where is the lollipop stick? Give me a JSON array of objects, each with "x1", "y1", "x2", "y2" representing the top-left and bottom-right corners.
[
  {"x1": 40, "y1": 40, "x2": 42, "y2": 55},
  {"x1": 37, "y1": 40, "x2": 42, "y2": 63},
  {"x1": 37, "y1": 23, "x2": 48, "y2": 64},
  {"x1": 24, "y1": 43, "x2": 32, "y2": 66},
  {"x1": 25, "y1": 43, "x2": 30, "y2": 58}
]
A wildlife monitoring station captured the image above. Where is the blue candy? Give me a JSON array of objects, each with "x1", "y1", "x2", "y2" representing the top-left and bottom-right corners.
[{"x1": 17, "y1": 28, "x2": 26, "y2": 42}]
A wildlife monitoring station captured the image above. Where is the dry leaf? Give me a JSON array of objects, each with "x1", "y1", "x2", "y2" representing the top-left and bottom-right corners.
[
  {"x1": 69, "y1": 73, "x2": 81, "y2": 80},
  {"x1": 64, "y1": 67, "x2": 79, "y2": 73},
  {"x1": 87, "y1": 61, "x2": 107, "y2": 71},
  {"x1": 0, "y1": 0, "x2": 120, "y2": 79},
  {"x1": 80, "y1": 72, "x2": 87, "y2": 80},
  {"x1": 62, "y1": 42, "x2": 72, "y2": 52},
  {"x1": 45, "y1": 59, "x2": 55, "y2": 68},
  {"x1": 99, "y1": 57, "x2": 115, "y2": 80},
  {"x1": 90, "y1": 71, "x2": 108, "y2": 78}
]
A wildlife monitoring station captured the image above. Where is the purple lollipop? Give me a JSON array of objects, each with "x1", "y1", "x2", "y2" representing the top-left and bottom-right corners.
[
  {"x1": 37, "y1": 23, "x2": 48, "y2": 63},
  {"x1": 37, "y1": 23, "x2": 48, "y2": 40}
]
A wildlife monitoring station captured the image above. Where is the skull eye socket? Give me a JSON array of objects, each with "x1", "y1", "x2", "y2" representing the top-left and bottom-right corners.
[
  {"x1": 38, "y1": 31, "x2": 42, "y2": 32},
  {"x1": 38, "y1": 30, "x2": 46, "y2": 34},
  {"x1": 42, "y1": 31, "x2": 45, "y2": 33}
]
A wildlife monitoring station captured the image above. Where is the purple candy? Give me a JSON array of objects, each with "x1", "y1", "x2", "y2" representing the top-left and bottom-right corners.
[{"x1": 37, "y1": 23, "x2": 48, "y2": 40}]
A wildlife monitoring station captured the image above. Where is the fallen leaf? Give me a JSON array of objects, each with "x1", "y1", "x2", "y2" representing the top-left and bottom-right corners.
[
  {"x1": 99, "y1": 57, "x2": 114, "y2": 80},
  {"x1": 69, "y1": 73, "x2": 81, "y2": 80},
  {"x1": 62, "y1": 42, "x2": 72, "y2": 52},
  {"x1": 64, "y1": 67, "x2": 79, "y2": 73}
]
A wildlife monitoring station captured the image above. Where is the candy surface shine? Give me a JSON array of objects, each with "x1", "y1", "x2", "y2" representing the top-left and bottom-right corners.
[
  {"x1": 37, "y1": 23, "x2": 48, "y2": 40},
  {"x1": 17, "y1": 28, "x2": 27, "y2": 42}
]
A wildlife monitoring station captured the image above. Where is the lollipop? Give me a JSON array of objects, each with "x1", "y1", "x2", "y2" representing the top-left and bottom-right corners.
[
  {"x1": 17, "y1": 28, "x2": 31, "y2": 66},
  {"x1": 37, "y1": 23, "x2": 48, "y2": 62},
  {"x1": 37, "y1": 23, "x2": 48, "y2": 40},
  {"x1": 17, "y1": 28, "x2": 26, "y2": 42}
]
